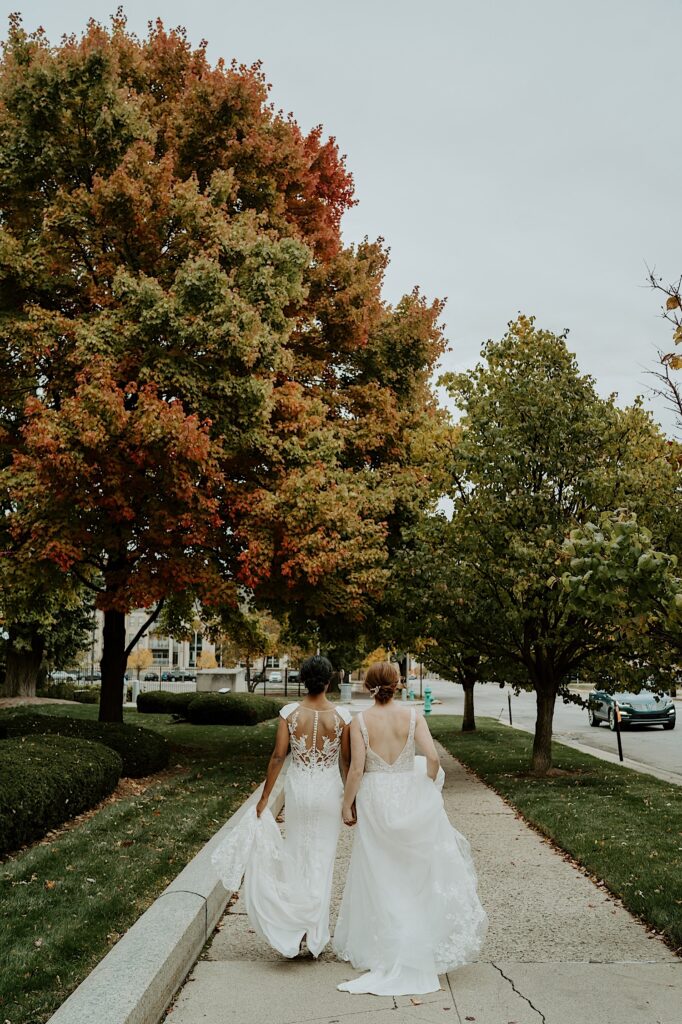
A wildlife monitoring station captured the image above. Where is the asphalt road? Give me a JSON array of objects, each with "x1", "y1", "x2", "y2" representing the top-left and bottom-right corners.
[{"x1": 422, "y1": 677, "x2": 682, "y2": 783}]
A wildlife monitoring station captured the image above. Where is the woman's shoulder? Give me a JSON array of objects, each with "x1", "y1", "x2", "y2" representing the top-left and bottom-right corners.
[{"x1": 278, "y1": 701, "x2": 300, "y2": 720}]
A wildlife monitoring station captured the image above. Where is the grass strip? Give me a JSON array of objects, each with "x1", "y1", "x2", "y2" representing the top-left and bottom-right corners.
[
  {"x1": 429, "y1": 715, "x2": 682, "y2": 952},
  {"x1": 0, "y1": 705, "x2": 277, "y2": 1024}
]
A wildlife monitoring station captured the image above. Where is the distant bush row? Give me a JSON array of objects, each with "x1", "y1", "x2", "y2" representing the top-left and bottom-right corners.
[{"x1": 137, "y1": 690, "x2": 285, "y2": 725}]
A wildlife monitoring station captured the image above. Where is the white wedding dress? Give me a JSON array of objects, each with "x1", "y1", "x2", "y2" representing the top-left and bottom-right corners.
[
  {"x1": 211, "y1": 701, "x2": 351, "y2": 958},
  {"x1": 333, "y1": 707, "x2": 488, "y2": 995}
]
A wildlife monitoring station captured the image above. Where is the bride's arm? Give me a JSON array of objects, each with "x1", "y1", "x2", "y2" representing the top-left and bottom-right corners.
[
  {"x1": 340, "y1": 722, "x2": 351, "y2": 780},
  {"x1": 256, "y1": 717, "x2": 290, "y2": 817},
  {"x1": 341, "y1": 719, "x2": 366, "y2": 825},
  {"x1": 415, "y1": 715, "x2": 440, "y2": 781}
]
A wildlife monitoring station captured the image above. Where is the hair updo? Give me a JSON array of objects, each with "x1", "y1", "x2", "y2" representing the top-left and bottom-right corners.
[
  {"x1": 299, "y1": 655, "x2": 333, "y2": 695},
  {"x1": 364, "y1": 661, "x2": 400, "y2": 704}
]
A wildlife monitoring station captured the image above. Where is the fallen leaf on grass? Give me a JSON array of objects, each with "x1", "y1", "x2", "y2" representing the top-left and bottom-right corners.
[
  {"x1": 44, "y1": 880, "x2": 56, "y2": 890},
  {"x1": 34, "y1": 938, "x2": 43, "y2": 948}
]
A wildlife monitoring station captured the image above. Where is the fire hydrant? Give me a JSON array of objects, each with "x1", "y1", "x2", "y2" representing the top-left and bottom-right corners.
[{"x1": 424, "y1": 686, "x2": 432, "y2": 715}]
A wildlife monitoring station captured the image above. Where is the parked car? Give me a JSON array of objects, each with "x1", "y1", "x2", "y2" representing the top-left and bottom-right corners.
[
  {"x1": 268, "y1": 671, "x2": 282, "y2": 684},
  {"x1": 50, "y1": 671, "x2": 77, "y2": 681},
  {"x1": 161, "y1": 670, "x2": 196, "y2": 682},
  {"x1": 588, "y1": 689, "x2": 676, "y2": 730},
  {"x1": 143, "y1": 672, "x2": 160, "y2": 681}
]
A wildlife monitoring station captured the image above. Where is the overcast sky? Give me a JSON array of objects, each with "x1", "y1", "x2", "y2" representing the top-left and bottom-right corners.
[{"x1": 5, "y1": 1, "x2": 682, "y2": 430}]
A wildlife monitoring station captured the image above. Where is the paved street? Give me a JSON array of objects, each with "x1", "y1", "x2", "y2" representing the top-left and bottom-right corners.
[
  {"x1": 165, "y1": 746, "x2": 680, "y2": 1024},
  {"x1": 418, "y1": 679, "x2": 682, "y2": 784}
]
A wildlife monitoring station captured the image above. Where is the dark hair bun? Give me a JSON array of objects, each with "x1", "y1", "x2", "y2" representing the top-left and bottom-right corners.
[
  {"x1": 300, "y1": 655, "x2": 333, "y2": 695},
  {"x1": 364, "y1": 661, "x2": 400, "y2": 704}
]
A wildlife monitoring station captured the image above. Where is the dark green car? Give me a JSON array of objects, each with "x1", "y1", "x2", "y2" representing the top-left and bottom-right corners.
[{"x1": 588, "y1": 689, "x2": 676, "y2": 730}]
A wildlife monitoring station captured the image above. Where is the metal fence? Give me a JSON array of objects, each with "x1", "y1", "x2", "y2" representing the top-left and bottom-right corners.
[{"x1": 136, "y1": 679, "x2": 197, "y2": 694}]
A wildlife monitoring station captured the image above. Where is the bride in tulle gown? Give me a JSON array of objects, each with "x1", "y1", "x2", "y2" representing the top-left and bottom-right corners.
[
  {"x1": 211, "y1": 656, "x2": 351, "y2": 958},
  {"x1": 333, "y1": 661, "x2": 488, "y2": 996}
]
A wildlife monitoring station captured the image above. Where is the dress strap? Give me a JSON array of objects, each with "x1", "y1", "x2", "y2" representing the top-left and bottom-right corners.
[
  {"x1": 408, "y1": 706, "x2": 417, "y2": 742},
  {"x1": 357, "y1": 712, "x2": 369, "y2": 747}
]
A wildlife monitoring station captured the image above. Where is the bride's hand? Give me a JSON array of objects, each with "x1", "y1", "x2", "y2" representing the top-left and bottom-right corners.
[
  {"x1": 256, "y1": 796, "x2": 268, "y2": 818},
  {"x1": 342, "y1": 803, "x2": 356, "y2": 826}
]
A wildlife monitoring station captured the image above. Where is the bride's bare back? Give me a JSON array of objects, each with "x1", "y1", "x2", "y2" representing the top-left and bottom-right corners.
[
  {"x1": 361, "y1": 704, "x2": 415, "y2": 765},
  {"x1": 360, "y1": 703, "x2": 440, "y2": 772}
]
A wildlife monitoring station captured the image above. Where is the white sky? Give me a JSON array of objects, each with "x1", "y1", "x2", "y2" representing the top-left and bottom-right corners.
[{"x1": 5, "y1": 1, "x2": 682, "y2": 430}]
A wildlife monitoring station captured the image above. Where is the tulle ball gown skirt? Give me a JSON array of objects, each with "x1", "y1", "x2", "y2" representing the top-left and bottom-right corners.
[{"x1": 333, "y1": 759, "x2": 488, "y2": 996}]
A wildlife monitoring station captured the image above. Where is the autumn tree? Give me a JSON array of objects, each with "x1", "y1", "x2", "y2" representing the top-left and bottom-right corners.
[
  {"x1": 648, "y1": 268, "x2": 682, "y2": 433},
  {"x1": 0, "y1": 15, "x2": 445, "y2": 722},
  {"x1": 429, "y1": 316, "x2": 680, "y2": 773},
  {"x1": 127, "y1": 646, "x2": 153, "y2": 681},
  {"x1": 196, "y1": 651, "x2": 218, "y2": 670}
]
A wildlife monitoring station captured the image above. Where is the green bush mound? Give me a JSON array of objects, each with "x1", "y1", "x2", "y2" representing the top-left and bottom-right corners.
[
  {"x1": 73, "y1": 688, "x2": 100, "y2": 704},
  {"x1": 186, "y1": 692, "x2": 284, "y2": 725},
  {"x1": 137, "y1": 690, "x2": 196, "y2": 717},
  {"x1": 0, "y1": 712, "x2": 170, "y2": 777},
  {"x1": 0, "y1": 735, "x2": 122, "y2": 858}
]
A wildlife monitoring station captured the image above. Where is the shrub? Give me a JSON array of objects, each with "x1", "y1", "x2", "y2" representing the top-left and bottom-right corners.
[
  {"x1": 73, "y1": 688, "x2": 100, "y2": 704},
  {"x1": 0, "y1": 712, "x2": 169, "y2": 777},
  {"x1": 137, "y1": 690, "x2": 196, "y2": 717},
  {"x1": 0, "y1": 735, "x2": 122, "y2": 857},
  {"x1": 36, "y1": 679, "x2": 77, "y2": 700},
  {"x1": 186, "y1": 692, "x2": 284, "y2": 725}
]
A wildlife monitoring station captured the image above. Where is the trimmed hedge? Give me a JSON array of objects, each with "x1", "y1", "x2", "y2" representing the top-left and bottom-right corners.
[
  {"x1": 0, "y1": 712, "x2": 170, "y2": 777},
  {"x1": 0, "y1": 735, "x2": 122, "y2": 857},
  {"x1": 186, "y1": 692, "x2": 284, "y2": 725},
  {"x1": 73, "y1": 688, "x2": 100, "y2": 704},
  {"x1": 137, "y1": 690, "x2": 196, "y2": 717}
]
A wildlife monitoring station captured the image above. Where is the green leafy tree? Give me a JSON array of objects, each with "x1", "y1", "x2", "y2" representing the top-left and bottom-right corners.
[
  {"x1": 0, "y1": 559, "x2": 94, "y2": 696},
  {"x1": 558, "y1": 510, "x2": 682, "y2": 687},
  {"x1": 431, "y1": 316, "x2": 679, "y2": 773}
]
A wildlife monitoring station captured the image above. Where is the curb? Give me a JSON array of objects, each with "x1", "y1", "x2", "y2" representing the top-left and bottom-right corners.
[{"x1": 46, "y1": 766, "x2": 288, "y2": 1024}]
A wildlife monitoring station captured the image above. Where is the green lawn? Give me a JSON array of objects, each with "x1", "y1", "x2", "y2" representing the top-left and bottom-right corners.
[
  {"x1": 430, "y1": 715, "x2": 682, "y2": 952},
  {"x1": 0, "y1": 704, "x2": 277, "y2": 1024}
]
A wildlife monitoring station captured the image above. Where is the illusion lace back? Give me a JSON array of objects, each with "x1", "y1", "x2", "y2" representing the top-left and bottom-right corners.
[
  {"x1": 211, "y1": 700, "x2": 350, "y2": 960},
  {"x1": 288, "y1": 705, "x2": 346, "y2": 772},
  {"x1": 333, "y1": 707, "x2": 488, "y2": 996}
]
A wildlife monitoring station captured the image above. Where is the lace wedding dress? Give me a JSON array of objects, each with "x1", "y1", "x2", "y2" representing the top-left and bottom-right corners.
[
  {"x1": 211, "y1": 701, "x2": 351, "y2": 958},
  {"x1": 333, "y1": 707, "x2": 488, "y2": 995}
]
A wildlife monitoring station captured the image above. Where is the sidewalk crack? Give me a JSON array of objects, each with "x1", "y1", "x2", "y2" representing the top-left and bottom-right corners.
[{"x1": 491, "y1": 962, "x2": 547, "y2": 1023}]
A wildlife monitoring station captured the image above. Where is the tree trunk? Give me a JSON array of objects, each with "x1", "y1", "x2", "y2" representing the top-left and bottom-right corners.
[
  {"x1": 461, "y1": 677, "x2": 476, "y2": 732},
  {"x1": 2, "y1": 631, "x2": 44, "y2": 697},
  {"x1": 99, "y1": 609, "x2": 126, "y2": 722},
  {"x1": 531, "y1": 681, "x2": 556, "y2": 775}
]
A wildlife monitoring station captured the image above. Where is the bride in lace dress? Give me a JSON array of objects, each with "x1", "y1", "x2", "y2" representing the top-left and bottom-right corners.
[
  {"x1": 333, "y1": 661, "x2": 488, "y2": 996},
  {"x1": 211, "y1": 656, "x2": 351, "y2": 958}
]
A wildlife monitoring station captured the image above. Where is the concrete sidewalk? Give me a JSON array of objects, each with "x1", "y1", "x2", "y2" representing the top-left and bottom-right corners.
[{"x1": 164, "y1": 748, "x2": 680, "y2": 1024}]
